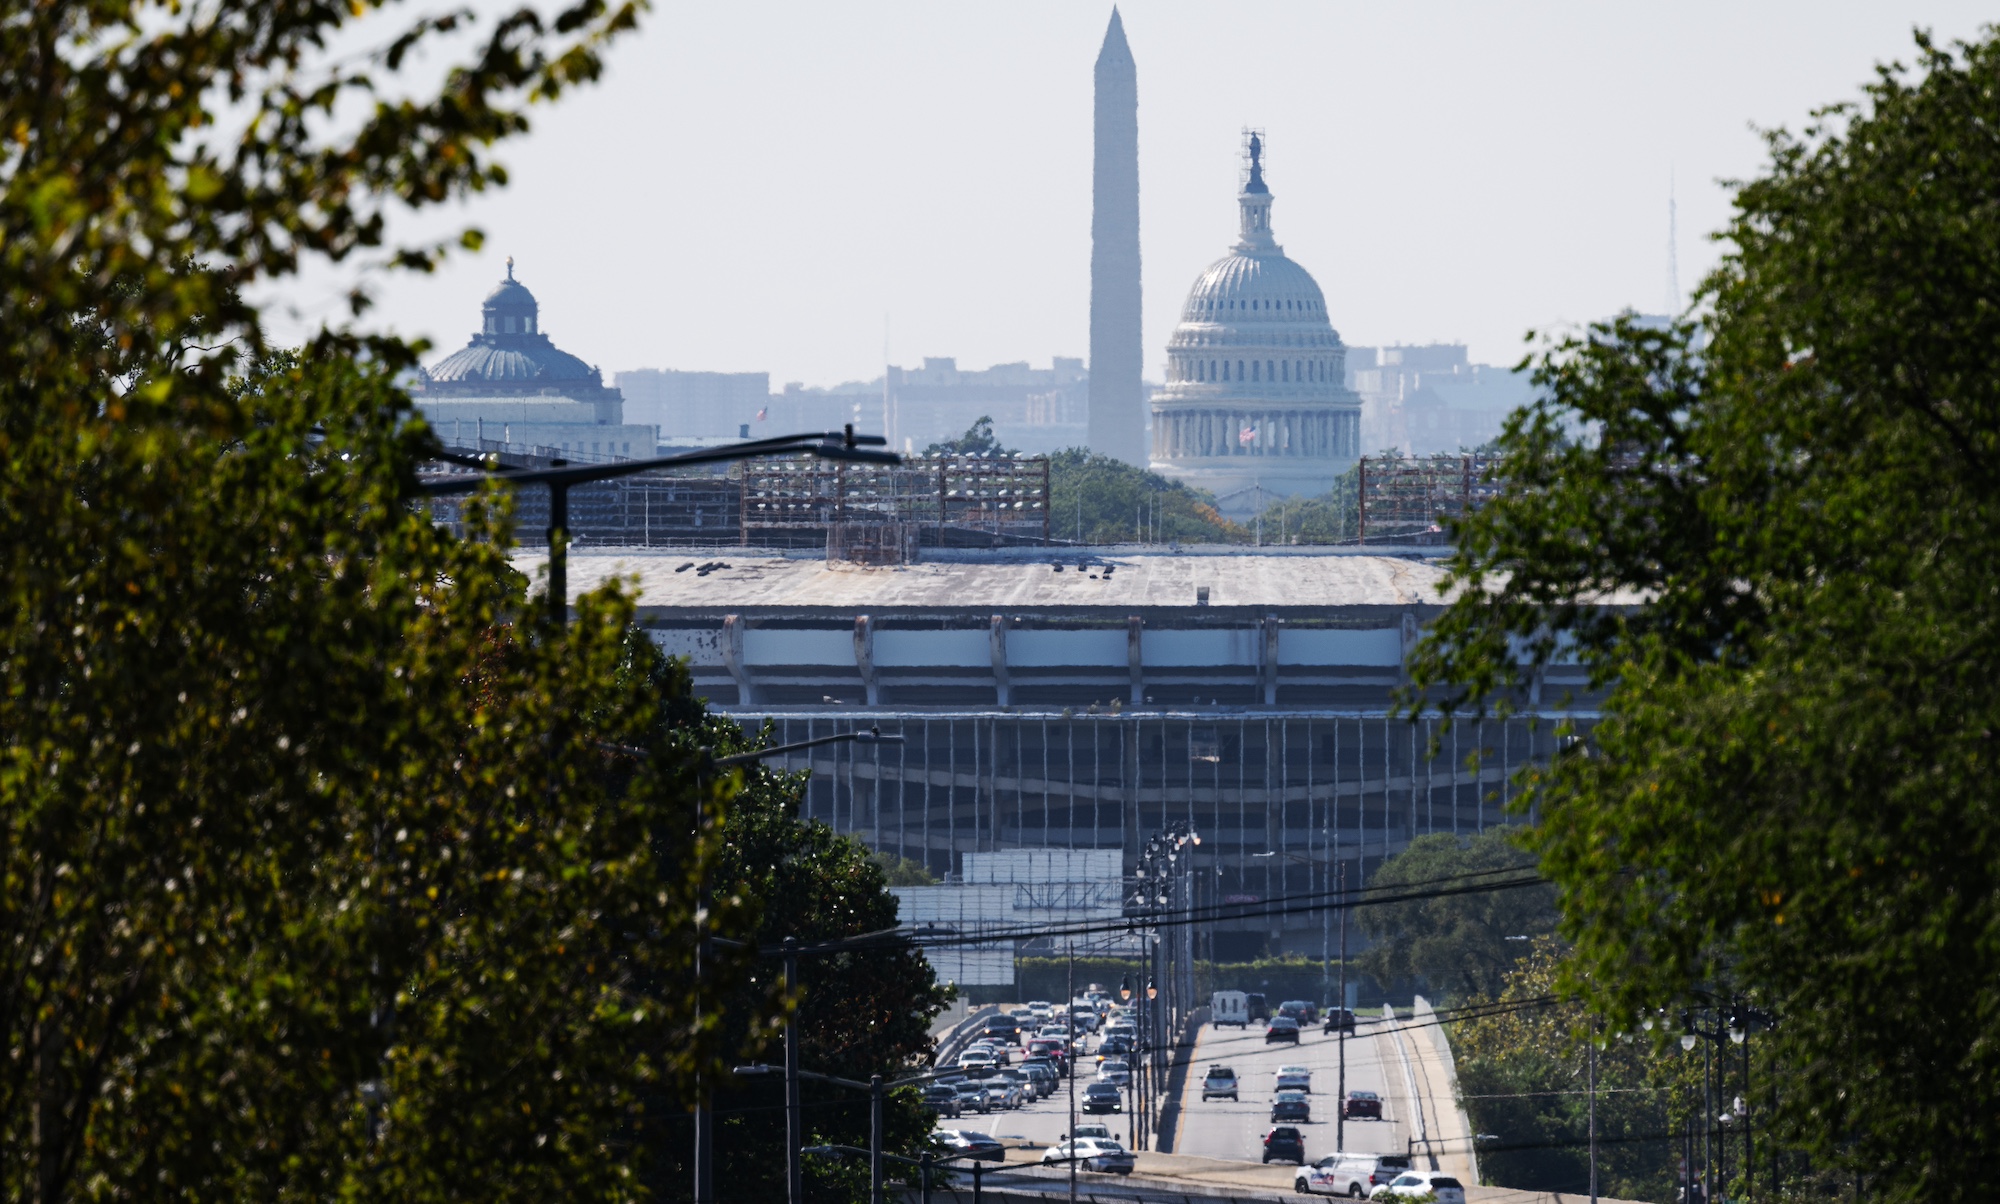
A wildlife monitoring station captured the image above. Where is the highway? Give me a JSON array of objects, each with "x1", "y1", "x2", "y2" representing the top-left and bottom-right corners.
[{"x1": 1167, "y1": 1011, "x2": 1417, "y2": 1167}]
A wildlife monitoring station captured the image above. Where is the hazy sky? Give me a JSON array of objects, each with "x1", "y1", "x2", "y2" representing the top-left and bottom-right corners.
[{"x1": 272, "y1": 2, "x2": 1994, "y2": 387}]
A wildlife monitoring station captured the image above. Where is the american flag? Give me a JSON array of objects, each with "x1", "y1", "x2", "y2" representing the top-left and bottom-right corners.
[
  {"x1": 1239, "y1": 424, "x2": 1257, "y2": 444},
  {"x1": 755, "y1": 406, "x2": 768, "y2": 422}
]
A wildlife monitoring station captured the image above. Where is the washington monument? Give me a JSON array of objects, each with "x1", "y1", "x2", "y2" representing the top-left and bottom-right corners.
[{"x1": 1089, "y1": 7, "x2": 1144, "y2": 465}]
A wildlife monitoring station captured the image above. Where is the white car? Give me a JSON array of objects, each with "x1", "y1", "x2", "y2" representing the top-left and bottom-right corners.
[
  {"x1": 1028, "y1": 1000, "x2": 1053, "y2": 1019},
  {"x1": 957, "y1": 1049, "x2": 995, "y2": 1071},
  {"x1": 1275, "y1": 1065, "x2": 1312, "y2": 1093},
  {"x1": 1095, "y1": 1058, "x2": 1132, "y2": 1086},
  {"x1": 1040, "y1": 1137, "x2": 1135, "y2": 1175},
  {"x1": 1371, "y1": 1172, "x2": 1466, "y2": 1204}
]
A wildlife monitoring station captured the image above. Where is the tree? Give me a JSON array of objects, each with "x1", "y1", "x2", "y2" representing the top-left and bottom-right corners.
[
  {"x1": 924, "y1": 416, "x2": 1014, "y2": 457},
  {"x1": 1405, "y1": 31, "x2": 2000, "y2": 1199},
  {"x1": 1452, "y1": 940, "x2": 1693, "y2": 1202},
  {"x1": 1047, "y1": 447, "x2": 1245, "y2": 544},
  {"x1": 867, "y1": 851, "x2": 940, "y2": 886},
  {"x1": 0, "y1": 1, "x2": 785, "y2": 1199},
  {"x1": 1356, "y1": 829, "x2": 1556, "y2": 1002}
]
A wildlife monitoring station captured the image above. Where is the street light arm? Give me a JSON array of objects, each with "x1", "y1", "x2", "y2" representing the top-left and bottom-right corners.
[
  {"x1": 710, "y1": 726, "x2": 904, "y2": 769},
  {"x1": 417, "y1": 427, "x2": 897, "y2": 497}
]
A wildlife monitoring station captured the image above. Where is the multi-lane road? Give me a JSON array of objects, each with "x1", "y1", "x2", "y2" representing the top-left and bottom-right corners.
[
  {"x1": 939, "y1": 1009, "x2": 1426, "y2": 1171},
  {"x1": 1169, "y1": 1012, "x2": 1415, "y2": 1165}
]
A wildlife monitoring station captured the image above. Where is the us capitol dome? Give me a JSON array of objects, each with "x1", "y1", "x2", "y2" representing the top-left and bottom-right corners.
[{"x1": 1151, "y1": 133, "x2": 1360, "y2": 511}]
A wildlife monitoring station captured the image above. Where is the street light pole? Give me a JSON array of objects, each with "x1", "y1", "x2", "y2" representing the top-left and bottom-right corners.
[
  {"x1": 784, "y1": 937, "x2": 803, "y2": 1204},
  {"x1": 1337, "y1": 860, "x2": 1348, "y2": 1154},
  {"x1": 869, "y1": 1074, "x2": 884, "y2": 1204}
]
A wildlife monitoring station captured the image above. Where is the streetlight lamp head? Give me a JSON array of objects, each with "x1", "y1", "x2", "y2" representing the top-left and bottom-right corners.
[
  {"x1": 1729, "y1": 1025, "x2": 1746, "y2": 1044},
  {"x1": 1146, "y1": 981, "x2": 1158, "y2": 1001},
  {"x1": 1119, "y1": 978, "x2": 1132, "y2": 1002},
  {"x1": 1680, "y1": 1033, "x2": 1698, "y2": 1052}
]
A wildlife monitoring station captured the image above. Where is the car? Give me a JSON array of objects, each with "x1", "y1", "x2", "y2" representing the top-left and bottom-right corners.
[
  {"x1": 1070, "y1": 1123, "x2": 1114, "y2": 1141},
  {"x1": 1295, "y1": 1153, "x2": 1414, "y2": 1197},
  {"x1": 1261, "y1": 1125, "x2": 1306, "y2": 1164},
  {"x1": 1103, "y1": 1022, "x2": 1137, "y2": 1043},
  {"x1": 935, "y1": 1130, "x2": 1005, "y2": 1162},
  {"x1": 1096, "y1": 1035, "x2": 1134, "y2": 1059},
  {"x1": 1027, "y1": 1000, "x2": 1053, "y2": 1018},
  {"x1": 1265, "y1": 1016, "x2": 1302, "y2": 1044},
  {"x1": 1201, "y1": 1065, "x2": 1239, "y2": 1101},
  {"x1": 983, "y1": 1017, "x2": 1021, "y2": 1045},
  {"x1": 1275, "y1": 1065, "x2": 1312, "y2": 1093},
  {"x1": 1028, "y1": 1040, "x2": 1070, "y2": 1071},
  {"x1": 1270, "y1": 1090, "x2": 1311, "y2": 1123},
  {"x1": 1246, "y1": 992, "x2": 1270, "y2": 1022},
  {"x1": 1082, "y1": 1082, "x2": 1123, "y2": 1114},
  {"x1": 981, "y1": 1079, "x2": 1024, "y2": 1110},
  {"x1": 994, "y1": 1068, "x2": 1038, "y2": 1101},
  {"x1": 1279, "y1": 999, "x2": 1319, "y2": 1025},
  {"x1": 1372, "y1": 1173, "x2": 1466, "y2": 1203},
  {"x1": 968, "y1": 1040, "x2": 1011, "y2": 1066},
  {"x1": 1211, "y1": 989, "x2": 1251, "y2": 1028},
  {"x1": 1096, "y1": 1058, "x2": 1132, "y2": 1086},
  {"x1": 1038, "y1": 1024, "x2": 1070, "y2": 1039},
  {"x1": 1342, "y1": 1090, "x2": 1383, "y2": 1121},
  {"x1": 1041, "y1": 1138, "x2": 1134, "y2": 1175},
  {"x1": 1020, "y1": 1060, "x2": 1059, "y2": 1093},
  {"x1": 957, "y1": 1048, "x2": 996, "y2": 1071},
  {"x1": 953, "y1": 1084, "x2": 992, "y2": 1114},
  {"x1": 1323, "y1": 1008, "x2": 1357, "y2": 1035},
  {"x1": 922, "y1": 1084, "x2": 962, "y2": 1118}
]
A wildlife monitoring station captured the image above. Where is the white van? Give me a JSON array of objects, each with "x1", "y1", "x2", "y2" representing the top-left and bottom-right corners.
[
  {"x1": 1295, "y1": 1152, "x2": 1414, "y2": 1197},
  {"x1": 1211, "y1": 990, "x2": 1250, "y2": 1029}
]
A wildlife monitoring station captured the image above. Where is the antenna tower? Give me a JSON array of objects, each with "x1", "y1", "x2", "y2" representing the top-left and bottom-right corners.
[{"x1": 1666, "y1": 171, "x2": 1681, "y2": 314}]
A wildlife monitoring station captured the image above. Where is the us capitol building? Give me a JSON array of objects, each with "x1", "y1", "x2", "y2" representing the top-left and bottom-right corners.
[{"x1": 1151, "y1": 134, "x2": 1361, "y2": 512}]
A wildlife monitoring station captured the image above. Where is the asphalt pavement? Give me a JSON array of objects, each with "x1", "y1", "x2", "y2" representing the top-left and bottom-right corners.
[{"x1": 1167, "y1": 1014, "x2": 1411, "y2": 1167}]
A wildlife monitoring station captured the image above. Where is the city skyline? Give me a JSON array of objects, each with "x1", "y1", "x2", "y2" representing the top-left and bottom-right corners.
[{"x1": 263, "y1": 1, "x2": 1995, "y2": 391}]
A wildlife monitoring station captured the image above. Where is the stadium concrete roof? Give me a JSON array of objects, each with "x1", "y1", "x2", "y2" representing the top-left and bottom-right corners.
[{"x1": 515, "y1": 547, "x2": 1462, "y2": 620}]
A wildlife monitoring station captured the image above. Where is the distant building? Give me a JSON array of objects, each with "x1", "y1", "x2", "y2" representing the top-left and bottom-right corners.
[
  {"x1": 412, "y1": 260, "x2": 657, "y2": 459},
  {"x1": 1151, "y1": 133, "x2": 1362, "y2": 515},
  {"x1": 885, "y1": 356, "x2": 1090, "y2": 453},
  {"x1": 1348, "y1": 344, "x2": 1532, "y2": 455},
  {"x1": 615, "y1": 369, "x2": 771, "y2": 443}
]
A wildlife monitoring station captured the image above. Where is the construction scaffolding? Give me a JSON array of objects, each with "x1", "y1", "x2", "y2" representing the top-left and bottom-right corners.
[
  {"x1": 1355, "y1": 453, "x2": 1505, "y2": 545},
  {"x1": 739, "y1": 453, "x2": 1051, "y2": 548},
  {"x1": 424, "y1": 442, "x2": 1052, "y2": 552}
]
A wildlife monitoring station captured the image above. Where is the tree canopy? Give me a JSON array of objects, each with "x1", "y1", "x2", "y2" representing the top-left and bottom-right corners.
[
  {"x1": 1356, "y1": 828, "x2": 1556, "y2": 1002},
  {"x1": 0, "y1": 1, "x2": 803, "y2": 1198},
  {"x1": 1047, "y1": 447, "x2": 1245, "y2": 544},
  {"x1": 1405, "y1": 30, "x2": 2000, "y2": 1198}
]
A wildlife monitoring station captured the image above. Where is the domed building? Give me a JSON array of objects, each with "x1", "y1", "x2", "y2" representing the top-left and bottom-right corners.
[
  {"x1": 1151, "y1": 135, "x2": 1360, "y2": 511},
  {"x1": 411, "y1": 260, "x2": 658, "y2": 460}
]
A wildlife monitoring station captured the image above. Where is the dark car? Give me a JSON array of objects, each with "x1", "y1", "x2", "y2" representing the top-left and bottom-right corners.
[
  {"x1": 938, "y1": 1130, "x2": 1006, "y2": 1162},
  {"x1": 1246, "y1": 992, "x2": 1270, "y2": 1022},
  {"x1": 1270, "y1": 1090, "x2": 1311, "y2": 1123},
  {"x1": 1265, "y1": 1016, "x2": 1302, "y2": 1044},
  {"x1": 1322, "y1": 1008, "x2": 1357, "y2": 1035},
  {"x1": 1278, "y1": 999, "x2": 1318, "y2": 1025},
  {"x1": 923, "y1": 1084, "x2": 962, "y2": 1118},
  {"x1": 1342, "y1": 1089, "x2": 1383, "y2": 1120},
  {"x1": 1028, "y1": 1039, "x2": 1069, "y2": 1070},
  {"x1": 1262, "y1": 1125, "x2": 1306, "y2": 1164},
  {"x1": 984, "y1": 1016, "x2": 1021, "y2": 1044},
  {"x1": 1096, "y1": 1034, "x2": 1133, "y2": 1059},
  {"x1": 1082, "y1": 1082, "x2": 1124, "y2": 1114}
]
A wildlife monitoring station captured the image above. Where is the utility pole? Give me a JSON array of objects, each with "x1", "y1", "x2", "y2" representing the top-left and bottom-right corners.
[
  {"x1": 693, "y1": 867, "x2": 713, "y2": 1204},
  {"x1": 1067, "y1": 943, "x2": 1078, "y2": 1204},
  {"x1": 1588, "y1": 1015, "x2": 1599, "y2": 1204},
  {"x1": 1337, "y1": 860, "x2": 1348, "y2": 1153},
  {"x1": 784, "y1": 937, "x2": 803, "y2": 1204}
]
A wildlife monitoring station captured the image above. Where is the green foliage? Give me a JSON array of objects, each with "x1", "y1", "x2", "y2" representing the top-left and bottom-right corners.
[
  {"x1": 1405, "y1": 30, "x2": 2000, "y2": 1199},
  {"x1": 923, "y1": 416, "x2": 1014, "y2": 457},
  {"x1": 867, "y1": 850, "x2": 939, "y2": 886},
  {"x1": 1356, "y1": 829, "x2": 1556, "y2": 1003},
  {"x1": 0, "y1": 0, "x2": 796, "y2": 1199},
  {"x1": 1047, "y1": 447, "x2": 1246, "y2": 544},
  {"x1": 1453, "y1": 942, "x2": 1693, "y2": 1200}
]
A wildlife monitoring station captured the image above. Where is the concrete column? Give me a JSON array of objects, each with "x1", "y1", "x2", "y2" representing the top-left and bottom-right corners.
[
  {"x1": 1127, "y1": 615, "x2": 1145, "y2": 706},
  {"x1": 990, "y1": 615, "x2": 1011, "y2": 707},
  {"x1": 722, "y1": 614, "x2": 753, "y2": 706},
  {"x1": 854, "y1": 614, "x2": 878, "y2": 706}
]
